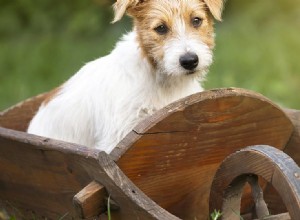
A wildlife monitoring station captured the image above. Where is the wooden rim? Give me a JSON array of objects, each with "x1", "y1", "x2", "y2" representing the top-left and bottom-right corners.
[
  {"x1": 209, "y1": 145, "x2": 300, "y2": 219},
  {"x1": 113, "y1": 88, "x2": 293, "y2": 219},
  {"x1": 0, "y1": 127, "x2": 179, "y2": 219},
  {"x1": 111, "y1": 87, "x2": 291, "y2": 160}
]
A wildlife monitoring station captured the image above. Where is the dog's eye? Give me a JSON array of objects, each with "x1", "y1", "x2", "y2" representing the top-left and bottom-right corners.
[
  {"x1": 154, "y1": 24, "x2": 168, "y2": 35},
  {"x1": 192, "y1": 17, "x2": 203, "y2": 28}
]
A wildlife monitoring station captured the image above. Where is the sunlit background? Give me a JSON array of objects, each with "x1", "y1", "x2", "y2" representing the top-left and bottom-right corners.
[{"x1": 0, "y1": 0, "x2": 299, "y2": 111}]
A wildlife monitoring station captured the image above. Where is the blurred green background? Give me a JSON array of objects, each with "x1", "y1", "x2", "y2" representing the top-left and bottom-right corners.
[{"x1": 0, "y1": 0, "x2": 299, "y2": 111}]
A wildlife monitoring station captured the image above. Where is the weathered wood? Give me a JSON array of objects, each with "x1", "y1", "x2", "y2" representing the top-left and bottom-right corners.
[
  {"x1": 215, "y1": 174, "x2": 270, "y2": 220},
  {"x1": 283, "y1": 109, "x2": 300, "y2": 163},
  {"x1": 112, "y1": 88, "x2": 293, "y2": 219},
  {"x1": 209, "y1": 145, "x2": 300, "y2": 220},
  {"x1": 0, "y1": 87, "x2": 296, "y2": 219},
  {"x1": 73, "y1": 181, "x2": 107, "y2": 219},
  {"x1": 254, "y1": 213, "x2": 290, "y2": 220},
  {"x1": 0, "y1": 93, "x2": 49, "y2": 131},
  {"x1": 248, "y1": 175, "x2": 269, "y2": 218},
  {"x1": 221, "y1": 174, "x2": 272, "y2": 219},
  {"x1": 0, "y1": 127, "x2": 178, "y2": 220},
  {"x1": 263, "y1": 108, "x2": 300, "y2": 216},
  {"x1": 221, "y1": 175, "x2": 248, "y2": 220}
]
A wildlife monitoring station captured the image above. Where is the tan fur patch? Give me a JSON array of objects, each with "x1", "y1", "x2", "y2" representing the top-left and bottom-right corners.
[
  {"x1": 129, "y1": 0, "x2": 216, "y2": 67},
  {"x1": 203, "y1": 0, "x2": 224, "y2": 21},
  {"x1": 43, "y1": 87, "x2": 61, "y2": 106}
]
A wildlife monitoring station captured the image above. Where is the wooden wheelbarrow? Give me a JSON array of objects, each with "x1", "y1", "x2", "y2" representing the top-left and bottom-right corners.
[{"x1": 0, "y1": 88, "x2": 299, "y2": 219}]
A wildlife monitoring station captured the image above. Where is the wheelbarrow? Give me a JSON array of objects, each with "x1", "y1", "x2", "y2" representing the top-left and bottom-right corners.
[{"x1": 0, "y1": 87, "x2": 299, "y2": 219}]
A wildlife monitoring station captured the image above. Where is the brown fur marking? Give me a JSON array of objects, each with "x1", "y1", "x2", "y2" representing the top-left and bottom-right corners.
[
  {"x1": 43, "y1": 87, "x2": 62, "y2": 106},
  {"x1": 129, "y1": 0, "x2": 216, "y2": 67}
]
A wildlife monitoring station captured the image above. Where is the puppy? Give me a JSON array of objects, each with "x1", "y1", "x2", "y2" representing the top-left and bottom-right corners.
[{"x1": 28, "y1": 0, "x2": 224, "y2": 153}]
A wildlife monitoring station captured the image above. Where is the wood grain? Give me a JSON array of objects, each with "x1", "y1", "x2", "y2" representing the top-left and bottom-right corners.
[
  {"x1": 0, "y1": 87, "x2": 296, "y2": 219},
  {"x1": 73, "y1": 181, "x2": 107, "y2": 218},
  {"x1": 0, "y1": 127, "x2": 178, "y2": 220},
  {"x1": 209, "y1": 145, "x2": 300, "y2": 220},
  {"x1": 262, "y1": 108, "x2": 300, "y2": 215},
  {"x1": 0, "y1": 93, "x2": 48, "y2": 131},
  {"x1": 112, "y1": 88, "x2": 293, "y2": 219},
  {"x1": 284, "y1": 108, "x2": 300, "y2": 163},
  {"x1": 254, "y1": 213, "x2": 290, "y2": 220}
]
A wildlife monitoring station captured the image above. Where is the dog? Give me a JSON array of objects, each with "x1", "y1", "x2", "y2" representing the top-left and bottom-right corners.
[{"x1": 28, "y1": 0, "x2": 224, "y2": 153}]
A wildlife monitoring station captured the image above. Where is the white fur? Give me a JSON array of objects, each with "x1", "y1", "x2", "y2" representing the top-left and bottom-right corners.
[
  {"x1": 162, "y1": 18, "x2": 213, "y2": 77},
  {"x1": 28, "y1": 31, "x2": 207, "y2": 153}
]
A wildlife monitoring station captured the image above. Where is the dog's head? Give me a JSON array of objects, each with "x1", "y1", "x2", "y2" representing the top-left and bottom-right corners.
[{"x1": 113, "y1": 0, "x2": 224, "y2": 77}]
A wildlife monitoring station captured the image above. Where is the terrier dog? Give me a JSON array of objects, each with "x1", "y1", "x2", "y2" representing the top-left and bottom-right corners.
[{"x1": 28, "y1": 0, "x2": 224, "y2": 153}]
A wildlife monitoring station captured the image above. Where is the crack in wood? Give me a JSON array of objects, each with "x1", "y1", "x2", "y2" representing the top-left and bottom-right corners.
[{"x1": 133, "y1": 130, "x2": 186, "y2": 135}]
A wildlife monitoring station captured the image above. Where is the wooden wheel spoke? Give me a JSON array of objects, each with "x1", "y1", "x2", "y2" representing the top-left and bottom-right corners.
[{"x1": 210, "y1": 145, "x2": 300, "y2": 219}]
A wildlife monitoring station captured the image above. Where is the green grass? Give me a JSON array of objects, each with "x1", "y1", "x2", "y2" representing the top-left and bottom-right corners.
[
  {"x1": 205, "y1": 0, "x2": 300, "y2": 109},
  {"x1": 210, "y1": 209, "x2": 222, "y2": 220},
  {"x1": 107, "y1": 195, "x2": 111, "y2": 220},
  {"x1": 0, "y1": 34, "x2": 112, "y2": 109},
  {"x1": 0, "y1": 0, "x2": 299, "y2": 110},
  {"x1": 0, "y1": 18, "x2": 131, "y2": 110}
]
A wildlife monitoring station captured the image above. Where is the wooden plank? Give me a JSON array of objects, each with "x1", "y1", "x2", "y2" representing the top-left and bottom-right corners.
[
  {"x1": 210, "y1": 145, "x2": 300, "y2": 220},
  {"x1": 112, "y1": 88, "x2": 293, "y2": 219},
  {"x1": 73, "y1": 181, "x2": 107, "y2": 218},
  {"x1": 260, "y1": 108, "x2": 300, "y2": 216},
  {"x1": 0, "y1": 127, "x2": 178, "y2": 220},
  {"x1": 0, "y1": 92, "x2": 49, "y2": 131},
  {"x1": 247, "y1": 175, "x2": 269, "y2": 218},
  {"x1": 254, "y1": 213, "x2": 290, "y2": 220},
  {"x1": 283, "y1": 108, "x2": 300, "y2": 163},
  {"x1": 263, "y1": 108, "x2": 300, "y2": 216},
  {"x1": 0, "y1": 87, "x2": 297, "y2": 219}
]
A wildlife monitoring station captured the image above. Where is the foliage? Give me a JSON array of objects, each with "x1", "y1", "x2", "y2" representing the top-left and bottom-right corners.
[
  {"x1": 107, "y1": 195, "x2": 111, "y2": 220},
  {"x1": 0, "y1": 0, "x2": 299, "y2": 110},
  {"x1": 206, "y1": 0, "x2": 300, "y2": 109},
  {"x1": 0, "y1": 0, "x2": 112, "y2": 38},
  {"x1": 210, "y1": 209, "x2": 222, "y2": 220}
]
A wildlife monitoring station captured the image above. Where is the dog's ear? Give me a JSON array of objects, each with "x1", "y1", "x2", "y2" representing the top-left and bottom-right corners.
[
  {"x1": 112, "y1": 0, "x2": 143, "y2": 23},
  {"x1": 203, "y1": 0, "x2": 224, "y2": 21}
]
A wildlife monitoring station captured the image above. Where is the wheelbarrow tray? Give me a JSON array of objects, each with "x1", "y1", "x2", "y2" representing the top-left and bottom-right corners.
[{"x1": 0, "y1": 88, "x2": 299, "y2": 219}]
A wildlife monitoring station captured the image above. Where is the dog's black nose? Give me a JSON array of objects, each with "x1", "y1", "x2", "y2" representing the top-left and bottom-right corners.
[{"x1": 179, "y1": 53, "x2": 199, "y2": 70}]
